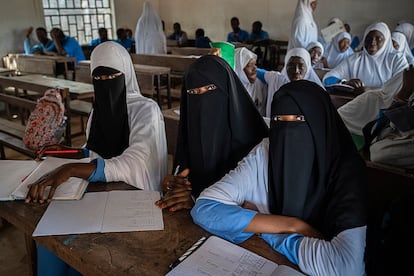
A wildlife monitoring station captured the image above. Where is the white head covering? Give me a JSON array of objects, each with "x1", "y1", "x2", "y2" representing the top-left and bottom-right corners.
[
  {"x1": 324, "y1": 32, "x2": 354, "y2": 68},
  {"x1": 90, "y1": 41, "x2": 141, "y2": 97},
  {"x1": 306, "y1": 41, "x2": 324, "y2": 57},
  {"x1": 323, "y1": 21, "x2": 408, "y2": 88},
  {"x1": 281, "y1": 47, "x2": 325, "y2": 88},
  {"x1": 395, "y1": 22, "x2": 414, "y2": 49},
  {"x1": 234, "y1": 47, "x2": 257, "y2": 88},
  {"x1": 134, "y1": 1, "x2": 167, "y2": 54},
  {"x1": 392, "y1": 31, "x2": 414, "y2": 65},
  {"x1": 288, "y1": 0, "x2": 318, "y2": 50}
]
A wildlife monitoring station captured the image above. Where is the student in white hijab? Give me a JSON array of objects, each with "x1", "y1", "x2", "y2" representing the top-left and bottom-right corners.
[
  {"x1": 338, "y1": 66, "x2": 414, "y2": 136},
  {"x1": 234, "y1": 47, "x2": 268, "y2": 116},
  {"x1": 323, "y1": 21, "x2": 408, "y2": 91},
  {"x1": 264, "y1": 47, "x2": 324, "y2": 117},
  {"x1": 323, "y1": 31, "x2": 354, "y2": 68},
  {"x1": 288, "y1": 0, "x2": 318, "y2": 50},
  {"x1": 27, "y1": 41, "x2": 168, "y2": 203},
  {"x1": 395, "y1": 22, "x2": 414, "y2": 54},
  {"x1": 134, "y1": 1, "x2": 167, "y2": 54},
  {"x1": 306, "y1": 41, "x2": 325, "y2": 69},
  {"x1": 392, "y1": 31, "x2": 414, "y2": 65}
]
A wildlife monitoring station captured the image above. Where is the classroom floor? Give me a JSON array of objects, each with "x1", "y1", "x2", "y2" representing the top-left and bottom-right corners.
[{"x1": 0, "y1": 96, "x2": 179, "y2": 275}]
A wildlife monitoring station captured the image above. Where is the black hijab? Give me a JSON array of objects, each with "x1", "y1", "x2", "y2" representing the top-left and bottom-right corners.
[
  {"x1": 174, "y1": 55, "x2": 269, "y2": 197},
  {"x1": 268, "y1": 80, "x2": 367, "y2": 240},
  {"x1": 86, "y1": 66, "x2": 130, "y2": 159}
]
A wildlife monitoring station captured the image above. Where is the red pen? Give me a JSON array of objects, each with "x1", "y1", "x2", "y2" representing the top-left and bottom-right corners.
[{"x1": 37, "y1": 149, "x2": 81, "y2": 155}]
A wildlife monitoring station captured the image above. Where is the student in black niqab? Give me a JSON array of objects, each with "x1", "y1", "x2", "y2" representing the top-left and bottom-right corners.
[
  {"x1": 268, "y1": 80, "x2": 367, "y2": 240},
  {"x1": 156, "y1": 54, "x2": 268, "y2": 211},
  {"x1": 87, "y1": 66, "x2": 129, "y2": 159}
]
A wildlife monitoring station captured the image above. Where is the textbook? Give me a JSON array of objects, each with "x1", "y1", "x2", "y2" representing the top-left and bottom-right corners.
[
  {"x1": 0, "y1": 157, "x2": 90, "y2": 201},
  {"x1": 321, "y1": 21, "x2": 345, "y2": 44},
  {"x1": 32, "y1": 190, "x2": 164, "y2": 236},
  {"x1": 167, "y1": 235, "x2": 305, "y2": 276}
]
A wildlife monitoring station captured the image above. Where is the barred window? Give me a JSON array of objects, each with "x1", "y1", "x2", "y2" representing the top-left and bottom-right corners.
[{"x1": 42, "y1": 0, "x2": 114, "y2": 45}]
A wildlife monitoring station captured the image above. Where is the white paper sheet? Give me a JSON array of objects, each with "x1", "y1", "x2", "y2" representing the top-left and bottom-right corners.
[
  {"x1": 167, "y1": 236, "x2": 304, "y2": 276},
  {"x1": 0, "y1": 160, "x2": 38, "y2": 201},
  {"x1": 33, "y1": 190, "x2": 164, "y2": 236}
]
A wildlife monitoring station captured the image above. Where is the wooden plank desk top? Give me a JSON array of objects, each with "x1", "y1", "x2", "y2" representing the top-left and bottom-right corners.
[
  {"x1": 78, "y1": 60, "x2": 171, "y2": 75},
  {"x1": 0, "y1": 182, "x2": 295, "y2": 276},
  {"x1": 0, "y1": 74, "x2": 94, "y2": 100},
  {"x1": 0, "y1": 67, "x2": 14, "y2": 75},
  {"x1": 17, "y1": 54, "x2": 76, "y2": 64}
]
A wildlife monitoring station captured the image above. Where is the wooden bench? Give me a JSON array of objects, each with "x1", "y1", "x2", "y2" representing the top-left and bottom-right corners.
[
  {"x1": 169, "y1": 47, "x2": 211, "y2": 56},
  {"x1": 0, "y1": 89, "x2": 73, "y2": 158},
  {"x1": 0, "y1": 94, "x2": 38, "y2": 159}
]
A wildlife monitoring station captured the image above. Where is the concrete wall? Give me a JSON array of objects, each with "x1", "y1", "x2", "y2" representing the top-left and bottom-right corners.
[{"x1": 1, "y1": 0, "x2": 413, "y2": 58}]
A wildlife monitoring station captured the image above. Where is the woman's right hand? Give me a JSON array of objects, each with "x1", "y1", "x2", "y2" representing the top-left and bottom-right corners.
[
  {"x1": 155, "y1": 169, "x2": 193, "y2": 212},
  {"x1": 346, "y1": 79, "x2": 365, "y2": 95}
]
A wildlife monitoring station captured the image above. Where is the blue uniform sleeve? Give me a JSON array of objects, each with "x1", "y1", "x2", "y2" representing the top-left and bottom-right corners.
[
  {"x1": 324, "y1": 76, "x2": 342, "y2": 86},
  {"x1": 191, "y1": 199, "x2": 256, "y2": 244},
  {"x1": 87, "y1": 158, "x2": 106, "y2": 182},
  {"x1": 256, "y1": 68, "x2": 267, "y2": 83},
  {"x1": 261, "y1": 233, "x2": 304, "y2": 265},
  {"x1": 24, "y1": 38, "x2": 32, "y2": 54}
]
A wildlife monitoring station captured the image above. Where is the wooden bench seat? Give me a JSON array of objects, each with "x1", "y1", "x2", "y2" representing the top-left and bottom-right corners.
[
  {"x1": 70, "y1": 99, "x2": 92, "y2": 136},
  {"x1": 0, "y1": 118, "x2": 36, "y2": 159}
]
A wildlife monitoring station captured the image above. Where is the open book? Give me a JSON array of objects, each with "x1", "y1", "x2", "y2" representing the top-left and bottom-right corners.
[
  {"x1": 33, "y1": 190, "x2": 163, "y2": 236},
  {"x1": 0, "y1": 157, "x2": 90, "y2": 201},
  {"x1": 167, "y1": 235, "x2": 304, "y2": 276}
]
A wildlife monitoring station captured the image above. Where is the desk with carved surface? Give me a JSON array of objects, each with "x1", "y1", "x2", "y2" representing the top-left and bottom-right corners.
[{"x1": 0, "y1": 182, "x2": 295, "y2": 276}]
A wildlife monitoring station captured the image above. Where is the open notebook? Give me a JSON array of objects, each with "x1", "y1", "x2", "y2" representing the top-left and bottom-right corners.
[
  {"x1": 0, "y1": 157, "x2": 90, "y2": 201},
  {"x1": 167, "y1": 235, "x2": 304, "y2": 276}
]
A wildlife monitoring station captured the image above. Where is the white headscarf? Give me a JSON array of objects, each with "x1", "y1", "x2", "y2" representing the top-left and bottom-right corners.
[
  {"x1": 288, "y1": 0, "x2": 318, "y2": 50},
  {"x1": 306, "y1": 41, "x2": 324, "y2": 57},
  {"x1": 234, "y1": 47, "x2": 257, "y2": 89},
  {"x1": 392, "y1": 31, "x2": 414, "y2": 65},
  {"x1": 395, "y1": 22, "x2": 414, "y2": 50},
  {"x1": 324, "y1": 32, "x2": 354, "y2": 68},
  {"x1": 90, "y1": 41, "x2": 141, "y2": 97},
  {"x1": 324, "y1": 22, "x2": 408, "y2": 88},
  {"x1": 281, "y1": 47, "x2": 325, "y2": 88},
  {"x1": 134, "y1": 1, "x2": 167, "y2": 54}
]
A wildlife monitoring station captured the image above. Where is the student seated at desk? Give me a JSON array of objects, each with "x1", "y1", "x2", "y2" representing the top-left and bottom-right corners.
[
  {"x1": 23, "y1": 26, "x2": 55, "y2": 55},
  {"x1": 395, "y1": 22, "x2": 414, "y2": 55},
  {"x1": 306, "y1": 41, "x2": 325, "y2": 69},
  {"x1": 323, "y1": 22, "x2": 408, "y2": 94},
  {"x1": 115, "y1": 28, "x2": 135, "y2": 53},
  {"x1": 191, "y1": 80, "x2": 368, "y2": 276},
  {"x1": 155, "y1": 54, "x2": 268, "y2": 212},
  {"x1": 323, "y1": 31, "x2": 354, "y2": 69},
  {"x1": 167, "y1": 22, "x2": 188, "y2": 46},
  {"x1": 248, "y1": 21, "x2": 269, "y2": 42},
  {"x1": 48, "y1": 27, "x2": 85, "y2": 65},
  {"x1": 391, "y1": 31, "x2": 414, "y2": 65},
  {"x1": 27, "y1": 41, "x2": 168, "y2": 275},
  {"x1": 227, "y1": 17, "x2": 249, "y2": 43},
  {"x1": 195, "y1": 28, "x2": 212, "y2": 48},
  {"x1": 89, "y1": 27, "x2": 110, "y2": 47}
]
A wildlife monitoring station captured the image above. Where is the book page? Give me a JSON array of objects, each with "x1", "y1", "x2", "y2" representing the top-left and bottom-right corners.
[
  {"x1": 101, "y1": 190, "x2": 164, "y2": 232},
  {"x1": 32, "y1": 190, "x2": 164, "y2": 236},
  {"x1": 32, "y1": 192, "x2": 107, "y2": 236},
  {"x1": 12, "y1": 156, "x2": 91, "y2": 200},
  {"x1": 0, "y1": 160, "x2": 38, "y2": 201},
  {"x1": 321, "y1": 22, "x2": 345, "y2": 43},
  {"x1": 167, "y1": 235, "x2": 280, "y2": 276}
]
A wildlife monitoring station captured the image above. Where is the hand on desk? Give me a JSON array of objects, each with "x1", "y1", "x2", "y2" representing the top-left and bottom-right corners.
[
  {"x1": 155, "y1": 168, "x2": 193, "y2": 212},
  {"x1": 25, "y1": 162, "x2": 96, "y2": 204},
  {"x1": 346, "y1": 79, "x2": 365, "y2": 95}
]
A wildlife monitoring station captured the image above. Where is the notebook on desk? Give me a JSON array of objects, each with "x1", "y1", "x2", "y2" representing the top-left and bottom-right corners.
[
  {"x1": 167, "y1": 235, "x2": 304, "y2": 276},
  {"x1": 0, "y1": 157, "x2": 90, "y2": 201}
]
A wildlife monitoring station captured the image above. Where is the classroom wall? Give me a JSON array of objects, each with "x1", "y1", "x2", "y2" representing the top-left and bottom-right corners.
[{"x1": 0, "y1": 0, "x2": 413, "y2": 58}]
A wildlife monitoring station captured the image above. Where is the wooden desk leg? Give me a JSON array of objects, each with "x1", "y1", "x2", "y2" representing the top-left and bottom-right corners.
[
  {"x1": 167, "y1": 74, "x2": 171, "y2": 109},
  {"x1": 24, "y1": 234, "x2": 37, "y2": 276},
  {"x1": 156, "y1": 75, "x2": 162, "y2": 108}
]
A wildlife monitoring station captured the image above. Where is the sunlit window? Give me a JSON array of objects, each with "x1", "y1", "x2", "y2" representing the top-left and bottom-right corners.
[{"x1": 42, "y1": 0, "x2": 114, "y2": 45}]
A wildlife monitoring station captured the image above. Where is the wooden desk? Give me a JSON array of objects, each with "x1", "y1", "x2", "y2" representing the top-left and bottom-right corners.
[
  {"x1": 0, "y1": 74, "x2": 94, "y2": 100},
  {"x1": 162, "y1": 107, "x2": 180, "y2": 157},
  {"x1": 0, "y1": 182, "x2": 294, "y2": 276},
  {"x1": 0, "y1": 67, "x2": 14, "y2": 76},
  {"x1": 16, "y1": 54, "x2": 76, "y2": 80},
  {"x1": 169, "y1": 47, "x2": 211, "y2": 56},
  {"x1": 76, "y1": 61, "x2": 172, "y2": 108}
]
